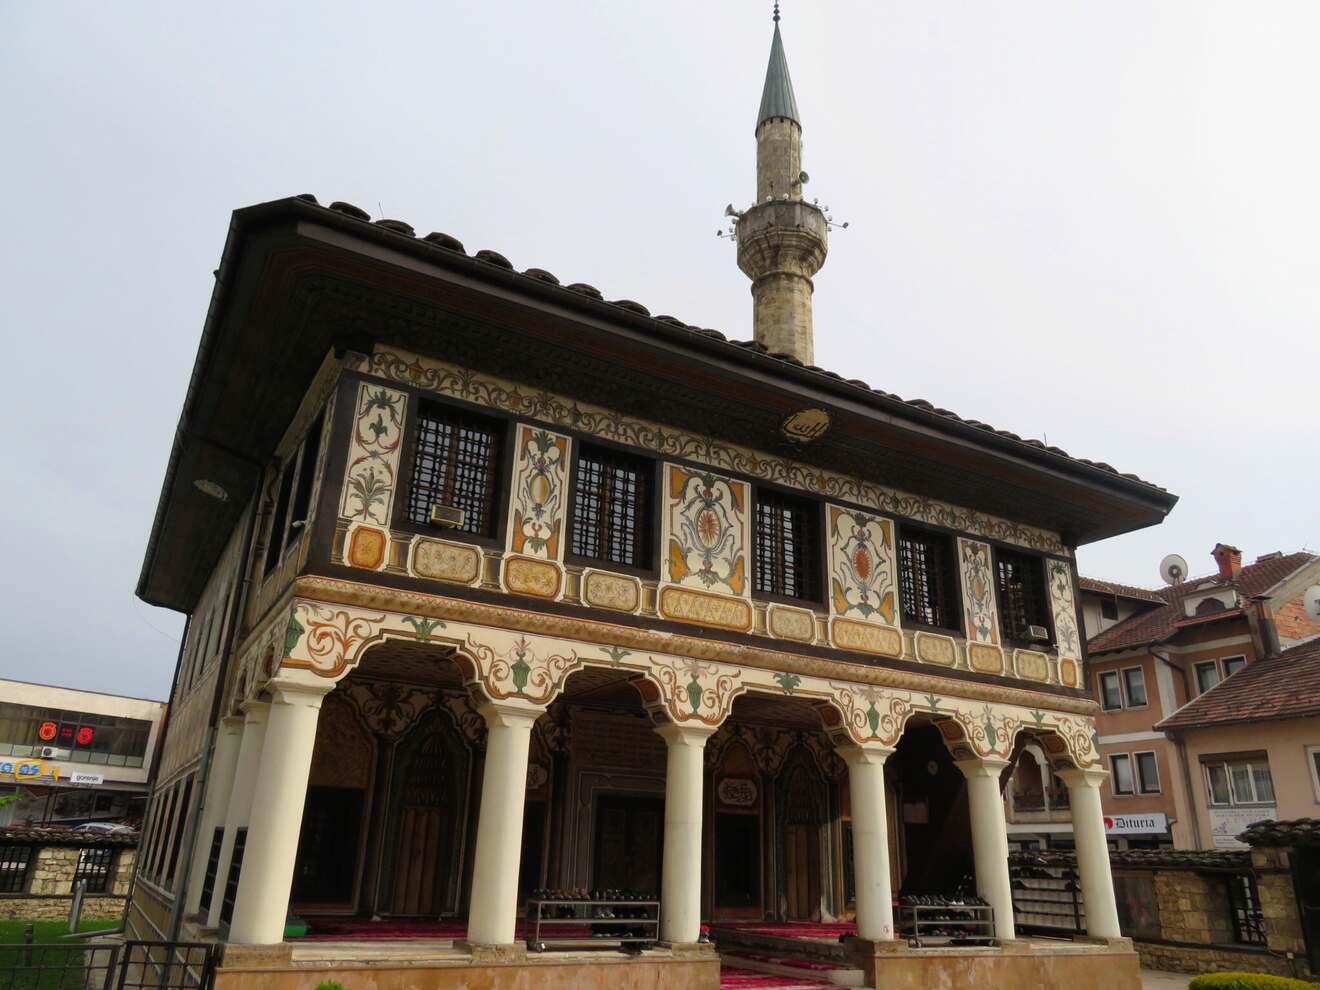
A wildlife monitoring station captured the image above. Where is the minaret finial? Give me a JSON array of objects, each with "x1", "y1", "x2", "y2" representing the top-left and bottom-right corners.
[{"x1": 773, "y1": 2, "x2": 780, "y2": 24}]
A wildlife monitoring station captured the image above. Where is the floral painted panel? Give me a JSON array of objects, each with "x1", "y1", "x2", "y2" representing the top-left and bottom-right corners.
[
  {"x1": 827, "y1": 506, "x2": 898, "y2": 626},
  {"x1": 959, "y1": 538, "x2": 1000, "y2": 645},
  {"x1": 338, "y1": 382, "x2": 407, "y2": 527},
  {"x1": 664, "y1": 464, "x2": 748, "y2": 597},
  {"x1": 365, "y1": 346, "x2": 1067, "y2": 555},
  {"x1": 507, "y1": 425, "x2": 571, "y2": 561},
  {"x1": 1047, "y1": 558, "x2": 1081, "y2": 663}
]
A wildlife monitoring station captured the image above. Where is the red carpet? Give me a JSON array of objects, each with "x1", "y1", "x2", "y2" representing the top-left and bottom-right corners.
[
  {"x1": 709, "y1": 920, "x2": 857, "y2": 940},
  {"x1": 719, "y1": 967, "x2": 833, "y2": 989},
  {"x1": 296, "y1": 919, "x2": 599, "y2": 940}
]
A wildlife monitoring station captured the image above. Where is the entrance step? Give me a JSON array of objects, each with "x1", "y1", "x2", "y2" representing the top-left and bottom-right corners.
[
  {"x1": 720, "y1": 952, "x2": 869, "y2": 988},
  {"x1": 720, "y1": 963, "x2": 860, "y2": 990},
  {"x1": 709, "y1": 925, "x2": 854, "y2": 965}
]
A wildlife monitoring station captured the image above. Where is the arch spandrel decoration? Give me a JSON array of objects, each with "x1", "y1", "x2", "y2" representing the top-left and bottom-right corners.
[{"x1": 246, "y1": 595, "x2": 1098, "y2": 763}]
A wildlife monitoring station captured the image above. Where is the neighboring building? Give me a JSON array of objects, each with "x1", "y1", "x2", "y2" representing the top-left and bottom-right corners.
[
  {"x1": 125, "y1": 12, "x2": 1176, "y2": 990},
  {"x1": 0, "y1": 679, "x2": 166, "y2": 829},
  {"x1": 1007, "y1": 545, "x2": 1320, "y2": 852},
  {"x1": 1157, "y1": 638, "x2": 1320, "y2": 849}
]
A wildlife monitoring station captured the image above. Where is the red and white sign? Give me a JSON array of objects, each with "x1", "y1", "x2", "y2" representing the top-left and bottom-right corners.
[{"x1": 1103, "y1": 812, "x2": 1168, "y2": 835}]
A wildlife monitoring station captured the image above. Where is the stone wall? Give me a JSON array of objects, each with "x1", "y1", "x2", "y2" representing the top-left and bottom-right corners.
[{"x1": 0, "y1": 843, "x2": 135, "y2": 921}]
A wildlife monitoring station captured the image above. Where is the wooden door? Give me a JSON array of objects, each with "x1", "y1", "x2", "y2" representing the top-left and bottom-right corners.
[
  {"x1": 784, "y1": 823, "x2": 820, "y2": 920},
  {"x1": 593, "y1": 795, "x2": 663, "y2": 894},
  {"x1": 389, "y1": 733, "x2": 449, "y2": 915}
]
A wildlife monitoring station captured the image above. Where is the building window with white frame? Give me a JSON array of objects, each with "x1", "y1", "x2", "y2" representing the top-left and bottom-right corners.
[
  {"x1": 1110, "y1": 754, "x2": 1135, "y2": 796},
  {"x1": 1222, "y1": 655, "x2": 1247, "y2": 678},
  {"x1": 1204, "y1": 757, "x2": 1275, "y2": 807},
  {"x1": 1194, "y1": 660, "x2": 1221, "y2": 696},
  {"x1": 1307, "y1": 745, "x2": 1320, "y2": 803},
  {"x1": 1098, "y1": 671, "x2": 1124, "y2": 711},
  {"x1": 1135, "y1": 751, "x2": 1161, "y2": 794},
  {"x1": 1123, "y1": 666, "x2": 1148, "y2": 707}
]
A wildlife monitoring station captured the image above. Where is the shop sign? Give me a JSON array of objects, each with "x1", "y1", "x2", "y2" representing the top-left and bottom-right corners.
[
  {"x1": 68, "y1": 772, "x2": 104, "y2": 787},
  {"x1": 1209, "y1": 807, "x2": 1275, "y2": 848},
  {"x1": 717, "y1": 777, "x2": 758, "y2": 807},
  {"x1": 1103, "y1": 812, "x2": 1168, "y2": 835},
  {"x1": 0, "y1": 759, "x2": 49, "y2": 781}
]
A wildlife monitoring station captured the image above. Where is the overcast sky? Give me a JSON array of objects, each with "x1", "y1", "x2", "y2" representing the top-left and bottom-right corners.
[{"x1": 2, "y1": 2, "x2": 1317, "y2": 700}]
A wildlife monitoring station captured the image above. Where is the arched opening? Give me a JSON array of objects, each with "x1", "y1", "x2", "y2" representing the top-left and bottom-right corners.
[{"x1": 889, "y1": 718, "x2": 975, "y2": 897}]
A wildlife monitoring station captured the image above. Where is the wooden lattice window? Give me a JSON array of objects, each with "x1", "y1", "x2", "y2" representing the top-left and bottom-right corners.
[
  {"x1": 198, "y1": 826, "x2": 224, "y2": 914},
  {"x1": 995, "y1": 548, "x2": 1051, "y2": 643},
  {"x1": 73, "y1": 847, "x2": 115, "y2": 894},
  {"x1": 0, "y1": 845, "x2": 32, "y2": 893},
  {"x1": 897, "y1": 526, "x2": 960, "y2": 630},
  {"x1": 406, "y1": 404, "x2": 503, "y2": 536},
  {"x1": 569, "y1": 446, "x2": 652, "y2": 567},
  {"x1": 1227, "y1": 874, "x2": 1267, "y2": 945},
  {"x1": 753, "y1": 491, "x2": 820, "y2": 601}
]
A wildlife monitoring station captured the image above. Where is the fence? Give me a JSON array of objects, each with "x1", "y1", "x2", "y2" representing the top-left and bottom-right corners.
[{"x1": 0, "y1": 937, "x2": 215, "y2": 990}]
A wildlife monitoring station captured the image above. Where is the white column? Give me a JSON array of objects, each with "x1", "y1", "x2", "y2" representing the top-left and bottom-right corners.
[
  {"x1": 184, "y1": 716, "x2": 244, "y2": 916},
  {"x1": 656, "y1": 722, "x2": 716, "y2": 945},
  {"x1": 207, "y1": 702, "x2": 269, "y2": 929},
  {"x1": 466, "y1": 702, "x2": 541, "y2": 946},
  {"x1": 956, "y1": 757, "x2": 1016, "y2": 940},
  {"x1": 228, "y1": 681, "x2": 331, "y2": 945},
  {"x1": 838, "y1": 743, "x2": 896, "y2": 941},
  {"x1": 1058, "y1": 766, "x2": 1122, "y2": 939}
]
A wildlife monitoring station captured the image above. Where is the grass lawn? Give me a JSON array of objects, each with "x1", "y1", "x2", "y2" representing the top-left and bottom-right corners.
[{"x1": 0, "y1": 919, "x2": 120, "y2": 989}]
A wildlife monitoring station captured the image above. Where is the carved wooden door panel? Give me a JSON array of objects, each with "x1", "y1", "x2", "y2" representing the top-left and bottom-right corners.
[
  {"x1": 783, "y1": 823, "x2": 820, "y2": 920},
  {"x1": 389, "y1": 733, "x2": 449, "y2": 915}
]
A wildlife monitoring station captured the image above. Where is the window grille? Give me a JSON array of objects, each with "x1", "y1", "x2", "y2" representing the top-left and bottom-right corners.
[
  {"x1": 406, "y1": 405, "x2": 502, "y2": 535},
  {"x1": 995, "y1": 549, "x2": 1050, "y2": 643},
  {"x1": 570, "y1": 446, "x2": 651, "y2": 567},
  {"x1": 262, "y1": 463, "x2": 295, "y2": 578},
  {"x1": 164, "y1": 777, "x2": 194, "y2": 888},
  {"x1": 220, "y1": 828, "x2": 247, "y2": 926},
  {"x1": 898, "y1": 527, "x2": 959, "y2": 630},
  {"x1": 753, "y1": 491, "x2": 819, "y2": 601},
  {"x1": 0, "y1": 845, "x2": 32, "y2": 893},
  {"x1": 73, "y1": 847, "x2": 115, "y2": 894},
  {"x1": 1227, "y1": 874, "x2": 1267, "y2": 945},
  {"x1": 198, "y1": 826, "x2": 224, "y2": 915}
]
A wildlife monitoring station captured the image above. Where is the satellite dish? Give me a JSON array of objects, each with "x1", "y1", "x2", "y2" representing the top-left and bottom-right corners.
[
  {"x1": 1160, "y1": 553, "x2": 1188, "y2": 586},
  {"x1": 1305, "y1": 585, "x2": 1320, "y2": 623}
]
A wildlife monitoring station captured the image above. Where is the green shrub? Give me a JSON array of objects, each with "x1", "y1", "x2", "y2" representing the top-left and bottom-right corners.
[
  {"x1": 314, "y1": 982, "x2": 348, "y2": 990},
  {"x1": 1188, "y1": 973, "x2": 1320, "y2": 990}
]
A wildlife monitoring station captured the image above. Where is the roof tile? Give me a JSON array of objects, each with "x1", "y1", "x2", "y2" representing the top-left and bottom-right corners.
[{"x1": 1156, "y1": 637, "x2": 1320, "y2": 731}]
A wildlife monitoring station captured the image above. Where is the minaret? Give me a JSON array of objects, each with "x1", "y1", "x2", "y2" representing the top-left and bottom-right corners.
[{"x1": 736, "y1": 3, "x2": 828, "y2": 364}]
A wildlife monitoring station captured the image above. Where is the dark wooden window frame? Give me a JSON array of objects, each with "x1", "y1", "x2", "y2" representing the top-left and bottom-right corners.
[
  {"x1": 896, "y1": 523, "x2": 962, "y2": 634},
  {"x1": 1227, "y1": 873, "x2": 1267, "y2": 945},
  {"x1": 993, "y1": 547, "x2": 1054, "y2": 647},
  {"x1": 751, "y1": 486, "x2": 824, "y2": 605},
  {"x1": 566, "y1": 442, "x2": 657, "y2": 574},
  {"x1": 73, "y1": 846, "x2": 116, "y2": 894},
  {"x1": 0, "y1": 844, "x2": 33, "y2": 893},
  {"x1": 392, "y1": 398, "x2": 511, "y2": 548}
]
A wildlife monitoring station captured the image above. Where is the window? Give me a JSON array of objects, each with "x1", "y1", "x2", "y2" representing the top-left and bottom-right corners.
[
  {"x1": 0, "y1": 704, "x2": 152, "y2": 767},
  {"x1": 0, "y1": 845, "x2": 32, "y2": 893},
  {"x1": 1307, "y1": 746, "x2": 1320, "y2": 803},
  {"x1": 1123, "y1": 667, "x2": 1149, "y2": 707},
  {"x1": 284, "y1": 410, "x2": 326, "y2": 552},
  {"x1": 164, "y1": 776, "x2": 194, "y2": 888},
  {"x1": 1204, "y1": 758, "x2": 1275, "y2": 807},
  {"x1": 897, "y1": 526, "x2": 960, "y2": 631},
  {"x1": 1110, "y1": 754, "x2": 1135, "y2": 795},
  {"x1": 1098, "y1": 671, "x2": 1124, "y2": 711},
  {"x1": 569, "y1": 445, "x2": 652, "y2": 568},
  {"x1": 1100, "y1": 598, "x2": 1119, "y2": 621},
  {"x1": 73, "y1": 847, "x2": 115, "y2": 894},
  {"x1": 1222, "y1": 656, "x2": 1247, "y2": 678},
  {"x1": 994, "y1": 549, "x2": 1051, "y2": 644},
  {"x1": 262, "y1": 463, "x2": 295, "y2": 579},
  {"x1": 406, "y1": 404, "x2": 504, "y2": 536},
  {"x1": 1135, "y1": 751, "x2": 1161, "y2": 794},
  {"x1": 753, "y1": 490, "x2": 820, "y2": 601},
  {"x1": 1195, "y1": 661, "x2": 1221, "y2": 696},
  {"x1": 1227, "y1": 874, "x2": 1267, "y2": 945},
  {"x1": 198, "y1": 826, "x2": 224, "y2": 915}
]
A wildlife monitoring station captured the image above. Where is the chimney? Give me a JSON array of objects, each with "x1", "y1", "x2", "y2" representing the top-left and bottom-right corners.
[{"x1": 1212, "y1": 543, "x2": 1242, "y2": 579}]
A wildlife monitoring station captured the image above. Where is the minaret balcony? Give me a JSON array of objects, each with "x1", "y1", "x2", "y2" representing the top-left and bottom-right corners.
[{"x1": 735, "y1": 199, "x2": 828, "y2": 282}]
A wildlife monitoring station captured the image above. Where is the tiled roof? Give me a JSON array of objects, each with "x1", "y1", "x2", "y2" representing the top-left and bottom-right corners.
[
  {"x1": 1240, "y1": 818, "x2": 1320, "y2": 847},
  {"x1": 296, "y1": 195, "x2": 1168, "y2": 495},
  {"x1": 1078, "y1": 577, "x2": 1165, "y2": 604},
  {"x1": 1011, "y1": 848, "x2": 1250, "y2": 871},
  {"x1": 0, "y1": 825, "x2": 139, "y2": 848},
  {"x1": 1087, "y1": 551, "x2": 1317, "y2": 654},
  {"x1": 1156, "y1": 638, "x2": 1320, "y2": 732}
]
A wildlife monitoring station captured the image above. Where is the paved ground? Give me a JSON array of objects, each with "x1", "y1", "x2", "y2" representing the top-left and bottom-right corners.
[{"x1": 1143, "y1": 970, "x2": 1190, "y2": 990}]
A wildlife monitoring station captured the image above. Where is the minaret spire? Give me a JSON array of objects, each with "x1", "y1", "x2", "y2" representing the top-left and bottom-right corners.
[{"x1": 734, "y1": 6, "x2": 828, "y2": 364}]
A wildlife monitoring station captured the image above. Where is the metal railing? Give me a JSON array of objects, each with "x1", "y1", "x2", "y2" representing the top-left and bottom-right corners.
[{"x1": 0, "y1": 935, "x2": 215, "y2": 990}]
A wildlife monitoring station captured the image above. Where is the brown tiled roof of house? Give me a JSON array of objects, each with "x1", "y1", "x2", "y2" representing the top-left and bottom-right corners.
[
  {"x1": 1087, "y1": 551, "x2": 1317, "y2": 654},
  {"x1": 1240, "y1": 818, "x2": 1320, "y2": 847},
  {"x1": 1156, "y1": 638, "x2": 1320, "y2": 732},
  {"x1": 1010, "y1": 847, "x2": 1251, "y2": 871},
  {"x1": 0, "y1": 825, "x2": 139, "y2": 848},
  {"x1": 1078, "y1": 577, "x2": 1165, "y2": 604}
]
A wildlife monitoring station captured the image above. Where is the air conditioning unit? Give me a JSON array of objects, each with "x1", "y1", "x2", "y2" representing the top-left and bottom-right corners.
[
  {"x1": 40, "y1": 747, "x2": 69, "y2": 759},
  {"x1": 429, "y1": 504, "x2": 467, "y2": 529},
  {"x1": 1025, "y1": 625, "x2": 1050, "y2": 643}
]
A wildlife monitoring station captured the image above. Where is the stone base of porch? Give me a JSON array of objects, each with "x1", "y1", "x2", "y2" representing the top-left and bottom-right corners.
[
  {"x1": 214, "y1": 940, "x2": 721, "y2": 990},
  {"x1": 849, "y1": 935, "x2": 1141, "y2": 990}
]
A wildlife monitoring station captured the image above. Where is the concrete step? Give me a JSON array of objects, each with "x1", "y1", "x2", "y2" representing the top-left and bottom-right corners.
[{"x1": 720, "y1": 952, "x2": 869, "y2": 988}]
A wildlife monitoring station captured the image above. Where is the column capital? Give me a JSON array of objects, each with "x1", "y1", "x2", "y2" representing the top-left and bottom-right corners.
[
  {"x1": 477, "y1": 699, "x2": 545, "y2": 731},
  {"x1": 267, "y1": 677, "x2": 336, "y2": 708},
  {"x1": 1056, "y1": 765, "x2": 1108, "y2": 789},
  {"x1": 835, "y1": 741, "x2": 895, "y2": 766},
  {"x1": 954, "y1": 756, "x2": 1012, "y2": 780},
  {"x1": 239, "y1": 698, "x2": 270, "y2": 719},
  {"x1": 654, "y1": 721, "x2": 719, "y2": 748}
]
